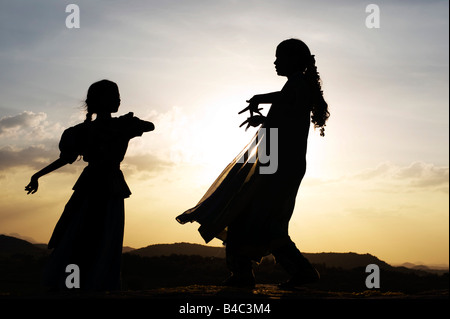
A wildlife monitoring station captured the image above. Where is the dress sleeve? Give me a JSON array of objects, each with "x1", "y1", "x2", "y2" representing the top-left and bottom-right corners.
[
  {"x1": 120, "y1": 112, "x2": 153, "y2": 138},
  {"x1": 58, "y1": 126, "x2": 81, "y2": 164}
]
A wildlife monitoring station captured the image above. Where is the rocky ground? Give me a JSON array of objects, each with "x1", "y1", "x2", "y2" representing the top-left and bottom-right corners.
[
  {"x1": 3, "y1": 283, "x2": 447, "y2": 299},
  {"x1": 2, "y1": 284, "x2": 447, "y2": 318},
  {"x1": 90, "y1": 284, "x2": 449, "y2": 299}
]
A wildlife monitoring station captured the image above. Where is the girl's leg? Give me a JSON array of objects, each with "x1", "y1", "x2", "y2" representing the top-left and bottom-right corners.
[
  {"x1": 223, "y1": 225, "x2": 255, "y2": 287},
  {"x1": 271, "y1": 240, "x2": 319, "y2": 288}
]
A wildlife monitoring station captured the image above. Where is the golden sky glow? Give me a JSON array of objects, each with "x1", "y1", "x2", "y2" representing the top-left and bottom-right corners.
[{"x1": 0, "y1": 0, "x2": 448, "y2": 267}]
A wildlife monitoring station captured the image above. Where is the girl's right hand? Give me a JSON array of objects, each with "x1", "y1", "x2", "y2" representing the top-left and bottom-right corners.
[
  {"x1": 238, "y1": 96, "x2": 263, "y2": 116},
  {"x1": 25, "y1": 176, "x2": 39, "y2": 194}
]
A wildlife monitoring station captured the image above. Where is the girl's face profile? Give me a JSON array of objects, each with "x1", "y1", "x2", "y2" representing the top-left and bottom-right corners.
[
  {"x1": 274, "y1": 49, "x2": 295, "y2": 77},
  {"x1": 274, "y1": 46, "x2": 303, "y2": 77}
]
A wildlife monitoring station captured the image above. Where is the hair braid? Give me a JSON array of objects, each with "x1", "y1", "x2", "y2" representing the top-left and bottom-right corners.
[{"x1": 305, "y1": 55, "x2": 329, "y2": 136}]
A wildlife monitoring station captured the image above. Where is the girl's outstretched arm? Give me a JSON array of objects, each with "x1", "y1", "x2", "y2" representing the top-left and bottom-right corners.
[
  {"x1": 248, "y1": 91, "x2": 283, "y2": 105},
  {"x1": 25, "y1": 158, "x2": 69, "y2": 194}
]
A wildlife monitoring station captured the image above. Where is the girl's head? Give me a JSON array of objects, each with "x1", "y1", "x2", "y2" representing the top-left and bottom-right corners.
[
  {"x1": 85, "y1": 79, "x2": 120, "y2": 122},
  {"x1": 276, "y1": 38, "x2": 330, "y2": 136},
  {"x1": 275, "y1": 38, "x2": 313, "y2": 76}
]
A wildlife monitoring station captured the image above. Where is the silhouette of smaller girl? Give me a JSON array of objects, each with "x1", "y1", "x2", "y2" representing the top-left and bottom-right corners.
[{"x1": 25, "y1": 79, "x2": 154, "y2": 291}]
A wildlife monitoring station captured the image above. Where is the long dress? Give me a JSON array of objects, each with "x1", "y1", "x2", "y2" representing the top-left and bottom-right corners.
[
  {"x1": 176, "y1": 73, "x2": 312, "y2": 261},
  {"x1": 43, "y1": 112, "x2": 150, "y2": 291}
]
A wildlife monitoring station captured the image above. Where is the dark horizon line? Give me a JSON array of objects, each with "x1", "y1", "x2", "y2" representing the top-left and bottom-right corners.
[{"x1": 2, "y1": 233, "x2": 449, "y2": 269}]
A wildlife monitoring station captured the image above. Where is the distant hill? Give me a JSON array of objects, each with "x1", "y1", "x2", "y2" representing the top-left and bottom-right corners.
[
  {"x1": 128, "y1": 242, "x2": 392, "y2": 270},
  {"x1": 0, "y1": 235, "x2": 448, "y2": 295},
  {"x1": 0, "y1": 235, "x2": 136, "y2": 256},
  {"x1": 1, "y1": 235, "x2": 447, "y2": 274},
  {"x1": 0, "y1": 234, "x2": 48, "y2": 257},
  {"x1": 304, "y1": 252, "x2": 393, "y2": 270},
  {"x1": 395, "y1": 262, "x2": 449, "y2": 275},
  {"x1": 129, "y1": 242, "x2": 226, "y2": 258},
  {"x1": 122, "y1": 246, "x2": 135, "y2": 253},
  {"x1": 33, "y1": 243, "x2": 48, "y2": 250}
]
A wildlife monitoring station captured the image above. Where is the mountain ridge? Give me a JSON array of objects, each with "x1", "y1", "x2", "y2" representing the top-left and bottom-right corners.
[
  {"x1": 0, "y1": 234, "x2": 48, "y2": 257},
  {"x1": 128, "y1": 242, "x2": 395, "y2": 270},
  {"x1": 1, "y1": 234, "x2": 448, "y2": 274}
]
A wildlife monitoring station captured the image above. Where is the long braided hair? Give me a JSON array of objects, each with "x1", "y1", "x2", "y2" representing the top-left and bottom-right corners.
[{"x1": 277, "y1": 39, "x2": 330, "y2": 136}]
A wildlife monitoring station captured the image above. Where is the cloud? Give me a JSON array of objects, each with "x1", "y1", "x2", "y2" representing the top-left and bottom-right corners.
[
  {"x1": 122, "y1": 153, "x2": 174, "y2": 177},
  {"x1": 0, "y1": 108, "x2": 179, "y2": 175},
  {"x1": 0, "y1": 111, "x2": 65, "y2": 172},
  {"x1": 0, "y1": 145, "x2": 58, "y2": 171},
  {"x1": 396, "y1": 162, "x2": 449, "y2": 189},
  {"x1": 353, "y1": 162, "x2": 393, "y2": 180},
  {"x1": 352, "y1": 161, "x2": 449, "y2": 192},
  {"x1": 0, "y1": 111, "x2": 64, "y2": 146},
  {"x1": 0, "y1": 111, "x2": 47, "y2": 136}
]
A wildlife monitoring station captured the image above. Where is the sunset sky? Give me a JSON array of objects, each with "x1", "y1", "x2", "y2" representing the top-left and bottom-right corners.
[{"x1": 0, "y1": 0, "x2": 448, "y2": 267}]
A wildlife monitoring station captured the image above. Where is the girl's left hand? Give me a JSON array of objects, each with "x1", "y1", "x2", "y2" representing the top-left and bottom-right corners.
[
  {"x1": 239, "y1": 115, "x2": 266, "y2": 131},
  {"x1": 25, "y1": 176, "x2": 39, "y2": 194}
]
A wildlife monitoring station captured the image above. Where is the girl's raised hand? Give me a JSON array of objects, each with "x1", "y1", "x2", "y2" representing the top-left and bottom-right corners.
[
  {"x1": 238, "y1": 96, "x2": 263, "y2": 117},
  {"x1": 25, "y1": 177, "x2": 39, "y2": 194},
  {"x1": 239, "y1": 115, "x2": 266, "y2": 131}
]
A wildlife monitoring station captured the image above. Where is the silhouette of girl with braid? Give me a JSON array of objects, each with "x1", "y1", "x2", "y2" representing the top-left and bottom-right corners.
[
  {"x1": 177, "y1": 39, "x2": 329, "y2": 288},
  {"x1": 25, "y1": 79, "x2": 154, "y2": 291}
]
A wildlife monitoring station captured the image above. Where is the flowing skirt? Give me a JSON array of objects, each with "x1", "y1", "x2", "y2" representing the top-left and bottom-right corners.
[
  {"x1": 43, "y1": 190, "x2": 125, "y2": 291},
  {"x1": 176, "y1": 128, "x2": 305, "y2": 258}
]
